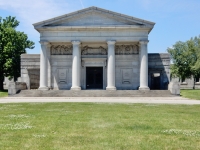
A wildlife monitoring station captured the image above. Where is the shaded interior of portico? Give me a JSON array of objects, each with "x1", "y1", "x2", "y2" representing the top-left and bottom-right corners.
[{"x1": 46, "y1": 41, "x2": 147, "y2": 90}]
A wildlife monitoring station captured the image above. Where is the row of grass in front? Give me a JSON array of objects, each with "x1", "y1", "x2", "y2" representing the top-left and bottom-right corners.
[{"x1": 0, "y1": 103, "x2": 200, "y2": 150}]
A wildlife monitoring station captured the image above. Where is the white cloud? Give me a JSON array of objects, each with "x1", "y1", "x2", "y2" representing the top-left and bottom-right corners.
[
  {"x1": 0, "y1": 0, "x2": 82, "y2": 53},
  {"x1": 0, "y1": 0, "x2": 81, "y2": 36},
  {"x1": 79, "y1": 0, "x2": 85, "y2": 8},
  {"x1": 0, "y1": 0, "x2": 78, "y2": 24}
]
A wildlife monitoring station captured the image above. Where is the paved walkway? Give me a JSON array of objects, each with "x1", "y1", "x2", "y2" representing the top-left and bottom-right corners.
[{"x1": 0, "y1": 97, "x2": 200, "y2": 105}]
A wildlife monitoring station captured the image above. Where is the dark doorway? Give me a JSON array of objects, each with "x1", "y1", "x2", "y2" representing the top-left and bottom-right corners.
[
  {"x1": 28, "y1": 69, "x2": 40, "y2": 89},
  {"x1": 150, "y1": 73, "x2": 160, "y2": 90},
  {"x1": 86, "y1": 67, "x2": 103, "y2": 89}
]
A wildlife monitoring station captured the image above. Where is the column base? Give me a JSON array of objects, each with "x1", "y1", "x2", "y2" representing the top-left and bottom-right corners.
[
  {"x1": 139, "y1": 86, "x2": 150, "y2": 90},
  {"x1": 38, "y1": 86, "x2": 49, "y2": 90},
  {"x1": 106, "y1": 86, "x2": 116, "y2": 90},
  {"x1": 71, "y1": 86, "x2": 81, "y2": 90}
]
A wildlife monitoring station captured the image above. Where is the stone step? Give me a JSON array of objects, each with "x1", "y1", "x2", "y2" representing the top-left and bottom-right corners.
[{"x1": 11, "y1": 90, "x2": 176, "y2": 97}]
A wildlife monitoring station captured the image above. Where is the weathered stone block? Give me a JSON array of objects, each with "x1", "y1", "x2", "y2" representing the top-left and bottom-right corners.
[
  {"x1": 8, "y1": 82, "x2": 27, "y2": 95},
  {"x1": 168, "y1": 82, "x2": 180, "y2": 95}
]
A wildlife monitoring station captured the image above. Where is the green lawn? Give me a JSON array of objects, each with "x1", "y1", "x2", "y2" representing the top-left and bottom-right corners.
[
  {"x1": 0, "y1": 103, "x2": 200, "y2": 150},
  {"x1": 0, "y1": 90, "x2": 8, "y2": 98},
  {"x1": 181, "y1": 89, "x2": 200, "y2": 100}
]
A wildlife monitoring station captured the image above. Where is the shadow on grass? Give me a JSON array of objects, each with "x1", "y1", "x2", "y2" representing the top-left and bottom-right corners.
[
  {"x1": 0, "y1": 89, "x2": 8, "y2": 92},
  {"x1": 127, "y1": 124, "x2": 153, "y2": 131}
]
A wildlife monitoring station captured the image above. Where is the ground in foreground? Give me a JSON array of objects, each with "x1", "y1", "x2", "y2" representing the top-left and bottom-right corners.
[
  {"x1": 181, "y1": 89, "x2": 200, "y2": 100},
  {"x1": 0, "y1": 90, "x2": 8, "y2": 98},
  {"x1": 0, "y1": 103, "x2": 200, "y2": 150}
]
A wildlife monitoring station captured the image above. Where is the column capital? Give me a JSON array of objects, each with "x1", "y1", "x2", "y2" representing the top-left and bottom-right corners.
[
  {"x1": 39, "y1": 41, "x2": 50, "y2": 45},
  {"x1": 139, "y1": 40, "x2": 149, "y2": 45},
  {"x1": 107, "y1": 40, "x2": 116, "y2": 45},
  {"x1": 72, "y1": 41, "x2": 81, "y2": 45}
]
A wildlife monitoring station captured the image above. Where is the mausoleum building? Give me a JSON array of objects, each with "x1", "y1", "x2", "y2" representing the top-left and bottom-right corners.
[{"x1": 20, "y1": 7, "x2": 170, "y2": 91}]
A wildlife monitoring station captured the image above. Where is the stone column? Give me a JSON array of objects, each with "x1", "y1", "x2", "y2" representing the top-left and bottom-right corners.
[
  {"x1": 106, "y1": 41, "x2": 116, "y2": 90},
  {"x1": 46, "y1": 44, "x2": 51, "y2": 89},
  {"x1": 71, "y1": 41, "x2": 81, "y2": 90},
  {"x1": 139, "y1": 41, "x2": 150, "y2": 90},
  {"x1": 38, "y1": 41, "x2": 49, "y2": 90}
]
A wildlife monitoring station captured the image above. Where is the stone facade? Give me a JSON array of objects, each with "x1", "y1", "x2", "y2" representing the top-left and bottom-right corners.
[
  {"x1": 4, "y1": 4, "x2": 196, "y2": 94},
  {"x1": 31, "y1": 6, "x2": 156, "y2": 91},
  {"x1": 20, "y1": 54, "x2": 40, "y2": 89},
  {"x1": 11, "y1": 6, "x2": 175, "y2": 91},
  {"x1": 20, "y1": 53, "x2": 170, "y2": 90}
]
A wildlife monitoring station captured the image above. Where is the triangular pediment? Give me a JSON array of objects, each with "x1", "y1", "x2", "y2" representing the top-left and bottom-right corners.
[
  {"x1": 33, "y1": 6, "x2": 155, "y2": 30},
  {"x1": 46, "y1": 11, "x2": 139, "y2": 26}
]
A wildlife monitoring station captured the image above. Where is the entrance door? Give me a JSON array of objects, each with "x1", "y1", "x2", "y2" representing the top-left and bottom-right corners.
[
  {"x1": 150, "y1": 73, "x2": 160, "y2": 90},
  {"x1": 86, "y1": 67, "x2": 103, "y2": 89},
  {"x1": 29, "y1": 69, "x2": 40, "y2": 89}
]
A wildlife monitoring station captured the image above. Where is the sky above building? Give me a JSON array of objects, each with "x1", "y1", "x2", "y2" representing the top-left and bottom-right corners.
[{"x1": 0, "y1": 0, "x2": 200, "y2": 54}]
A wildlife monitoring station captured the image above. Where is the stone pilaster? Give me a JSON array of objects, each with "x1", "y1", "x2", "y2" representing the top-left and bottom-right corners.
[
  {"x1": 38, "y1": 41, "x2": 50, "y2": 90},
  {"x1": 71, "y1": 41, "x2": 81, "y2": 90},
  {"x1": 106, "y1": 41, "x2": 116, "y2": 90},
  {"x1": 139, "y1": 40, "x2": 150, "y2": 90}
]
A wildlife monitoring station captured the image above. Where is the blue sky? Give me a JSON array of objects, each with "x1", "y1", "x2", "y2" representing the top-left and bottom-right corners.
[{"x1": 0, "y1": 0, "x2": 200, "y2": 54}]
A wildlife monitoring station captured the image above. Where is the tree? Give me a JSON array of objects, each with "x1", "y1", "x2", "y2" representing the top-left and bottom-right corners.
[
  {"x1": 0, "y1": 16, "x2": 34, "y2": 90},
  {"x1": 191, "y1": 36, "x2": 200, "y2": 73},
  {"x1": 167, "y1": 36, "x2": 200, "y2": 89}
]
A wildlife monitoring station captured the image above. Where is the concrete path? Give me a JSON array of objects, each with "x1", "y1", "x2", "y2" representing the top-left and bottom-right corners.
[{"x1": 0, "y1": 97, "x2": 200, "y2": 105}]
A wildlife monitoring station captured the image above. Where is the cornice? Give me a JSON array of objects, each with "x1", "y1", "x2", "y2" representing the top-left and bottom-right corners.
[{"x1": 36, "y1": 25, "x2": 152, "y2": 32}]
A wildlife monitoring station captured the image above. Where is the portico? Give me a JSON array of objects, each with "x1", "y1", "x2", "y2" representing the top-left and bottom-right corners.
[{"x1": 33, "y1": 6, "x2": 155, "y2": 91}]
